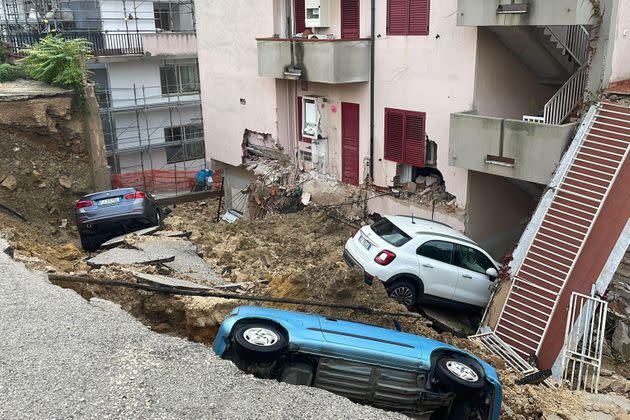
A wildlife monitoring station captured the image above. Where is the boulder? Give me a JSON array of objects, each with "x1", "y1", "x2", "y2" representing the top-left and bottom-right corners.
[
  {"x1": 612, "y1": 320, "x2": 630, "y2": 359},
  {"x1": 58, "y1": 175, "x2": 73, "y2": 189},
  {"x1": 425, "y1": 175, "x2": 440, "y2": 187},
  {"x1": 0, "y1": 175, "x2": 17, "y2": 191}
]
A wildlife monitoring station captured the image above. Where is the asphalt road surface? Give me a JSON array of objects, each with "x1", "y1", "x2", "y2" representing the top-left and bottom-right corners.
[{"x1": 0, "y1": 238, "x2": 403, "y2": 419}]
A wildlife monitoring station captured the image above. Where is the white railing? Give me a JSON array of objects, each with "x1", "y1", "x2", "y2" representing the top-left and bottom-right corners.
[
  {"x1": 545, "y1": 25, "x2": 590, "y2": 66},
  {"x1": 542, "y1": 65, "x2": 587, "y2": 124}
]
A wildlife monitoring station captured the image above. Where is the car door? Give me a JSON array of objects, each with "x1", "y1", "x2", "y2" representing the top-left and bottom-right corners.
[
  {"x1": 416, "y1": 240, "x2": 459, "y2": 301},
  {"x1": 454, "y1": 245, "x2": 496, "y2": 307}
]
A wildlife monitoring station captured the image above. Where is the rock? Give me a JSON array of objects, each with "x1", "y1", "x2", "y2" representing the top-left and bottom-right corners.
[
  {"x1": 57, "y1": 243, "x2": 82, "y2": 261},
  {"x1": 403, "y1": 182, "x2": 417, "y2": 193},
  {"x1": 612, "y1": 320, "x2": 630, "y2": 359},
  {"x1": 0, "y1": 175, "x2": 17, "y2": 191},
  {"x1": 58, "y1": 176, "x2": 73, "y2": 189},
  {"x1": 425, "y1": 175, "x2": 440, "y2": 187},
  {"x1": 415, "y1": 175, "x2": 426, "y2": 185},
  {"x1": 32, "y1": 170, "x2": 42, "y2": 179}
]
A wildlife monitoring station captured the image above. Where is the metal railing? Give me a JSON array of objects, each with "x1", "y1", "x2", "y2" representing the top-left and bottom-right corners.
[
  {"x1": 3, "y1": 31, "x2": 144, "y2": 56},
  {"x1": 545, "y1": 25, "x2": 590, "y2": 66},
  {"x1": 542, "y1": 65, "x2": 588, "y2": 125}
]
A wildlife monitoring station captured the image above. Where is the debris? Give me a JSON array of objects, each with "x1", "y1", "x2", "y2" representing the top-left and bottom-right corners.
[
  {"x1": 152, "y1": 230, "x2": 192, "y2": 239},
  {"x1": 87, "y1": 250, "x2": 176, "y2": 268},
  {"x1": 57, "y1": 243, "x2": 82, "y2": 261},
  {"x1": 100, "y1": 226, "x2": 161, "y2": 249},
  {"x1": 419, "y1": 187, "x2": 432, "y2": 197},
  {"x1": 132, "y1": 271, "x2": 212, "y2": 291},
  {"x1": 58, "y1": 176, "x2": 73, "y2": 189},
  {"x1": 301, "y1": 191, "x2": 312, "y2": 206},
  {"x1": 221, "y1": 210, "x2": 242, "y2": 224},
  {"x1": 0, "y1": 201, "x2": 27, "y2": 222},
  {"x1": 0, "y1": 175, "x2": 17, "y2": 191},
  {"x1": 59, "y1": 219, "x2": 68, "y2": 228},
  {"x1": 515, "y1": 369, "x2": 552, "y2": 386},
  {"x1": 425, "y1": 175, "x2": 440, "y2": 187}
]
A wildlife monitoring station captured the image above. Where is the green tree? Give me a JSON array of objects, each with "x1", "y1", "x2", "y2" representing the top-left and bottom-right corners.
[{"x1": 20, "y1": 35, "x2": 92, "y2": 97}]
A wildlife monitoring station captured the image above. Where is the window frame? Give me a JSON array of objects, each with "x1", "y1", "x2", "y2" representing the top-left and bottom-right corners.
[
  {"x1": 455, "y1": 244, "x2": 495, "y2": 275},
  {"x1": 386, "y1": 0, "x2": 430, "y2": 36},
  {"x1": 159, "y1": 62, "x2": 200, "y2": 96},
  {"x1": 416, "y1": 240, "x2": 456, "y2": 265},
  {"x1": 165, "y1": 124, "x2": 205, "y2": 164},
  {"x1": 384, "y1": 107, "x2": 426, "y2": 167}
]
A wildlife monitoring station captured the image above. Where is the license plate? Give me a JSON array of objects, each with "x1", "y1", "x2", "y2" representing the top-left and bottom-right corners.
[
  {"x1": 98, "y1": 197, "x2": 121, "y2": 206},
  {"x1": 359, "y1": 234, "x2": 372, "y2": 251}
]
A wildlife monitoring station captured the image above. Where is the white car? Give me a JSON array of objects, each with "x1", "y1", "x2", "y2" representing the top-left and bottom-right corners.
[{"x1": 343, "y1": 216, "x2": 499, "y2": 309}]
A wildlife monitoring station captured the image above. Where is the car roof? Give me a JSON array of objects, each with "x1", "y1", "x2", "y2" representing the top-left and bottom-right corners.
[{"x1": 386, "y1": 215, "x2": 478, "y2": 245}]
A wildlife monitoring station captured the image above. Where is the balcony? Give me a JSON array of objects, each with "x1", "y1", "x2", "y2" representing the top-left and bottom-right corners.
[
  {"x1": 143, "y1": 32, "x2": 197, "y2": 57},
  {"x1": 256, "y1": 38, "x2": 370, "y2": 84},
  {"x1": 4, "y1": 32, "x2": 143, "y2": 56},
  {"x1": 457, "y1": 0, "x2": 594, "y2": 27},
  {"x1": 449, "y1": 112, "x2": 578, "y2": 184}
]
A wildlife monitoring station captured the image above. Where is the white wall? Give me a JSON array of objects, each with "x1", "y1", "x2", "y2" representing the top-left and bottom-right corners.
[
  {"x1": 196, "y1": 0, "x2": 279, "y2": 168},
  {"x1": 372, "y1": 0, "x2": 478, "y2": 207}
]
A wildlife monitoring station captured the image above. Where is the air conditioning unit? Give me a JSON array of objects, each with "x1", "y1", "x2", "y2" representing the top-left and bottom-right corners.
[
  {"x1": 305, "y1": 0, "x2": 329, "y2": 28},
  {"x1": 302, "y1": 96, "x2": 329, "y2": 140}
]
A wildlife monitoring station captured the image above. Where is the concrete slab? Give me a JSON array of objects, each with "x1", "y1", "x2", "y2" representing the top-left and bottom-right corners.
[
  {"x1": 420, "y1": 304, "x2": 480, "y2": 337},
  {"x1": 87, "y1": 249, "x2": 175, "y2": 267},
  {"x1": 132, "y1": 271, "x2": 211, "y2": 291},
  {"x1": 152, "y1": 230, "x2": 192, "y2": 238},
  {"x1": 100, "y1": 226, "x2": 161, "y2": 249}
]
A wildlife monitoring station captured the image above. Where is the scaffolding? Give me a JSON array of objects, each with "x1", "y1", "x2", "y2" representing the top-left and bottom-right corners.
[
  {"x1": 97, "y1": 81, "x2": 208, "y2": 195},
  {"x1": 0, "y1": 0, "x2": 196, "y2": 55}
]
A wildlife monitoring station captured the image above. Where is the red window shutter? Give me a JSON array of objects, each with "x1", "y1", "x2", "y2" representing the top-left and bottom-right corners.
[
  {"x1": 384, "y1": 108, "x2": 404, "y2": 163},
  {"x1": 294, "y1": 0, "x2": 306, "y2": 34},
  {"x1": 341, "y1": 0, "x2": 360, "y2": 39},
  {"x1": 403, "y1": 112, "x2": 426, "y2": 167},
  {"x1": 408, "y1": 0, "x2": 430, "y2": 35},
  {"x1": 387, "y1": 0, "x2": 408, "y2": 36}
]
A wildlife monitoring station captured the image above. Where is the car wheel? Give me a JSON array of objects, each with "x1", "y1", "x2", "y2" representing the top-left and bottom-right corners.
[
  {"x1": 387, "y1": 279, "x2": 418, "y2": 309},
  {"x1": 435, "y1": 356, "x2": 485, "y2": 392},
  {"x1": 79, "y1": 233, "x2": 100, "y2": 252},
  {"x1": 232, "y1": 322, "x2": 287, "y2": 362}
]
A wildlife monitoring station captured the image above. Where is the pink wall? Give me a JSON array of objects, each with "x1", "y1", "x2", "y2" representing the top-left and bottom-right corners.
[
  {"x1": 609, "y1": 2, "x2": 630, "y2": 84},
  {"x1": 196, "y1": 0, "x2": 279, "y2": 167},
  {"x1": 371, "y1": 0, "x2": 478, "y2": 207}
]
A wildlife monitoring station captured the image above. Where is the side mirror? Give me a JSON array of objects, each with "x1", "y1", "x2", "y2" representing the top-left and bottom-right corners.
[{"x1": 486, "y1": 267, "x2": 498, "y2": 280}]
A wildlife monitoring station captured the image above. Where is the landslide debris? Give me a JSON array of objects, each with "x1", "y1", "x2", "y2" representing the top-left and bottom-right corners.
[{"x1": 0, "y1": 84, "x2": 91, "y2": 270}]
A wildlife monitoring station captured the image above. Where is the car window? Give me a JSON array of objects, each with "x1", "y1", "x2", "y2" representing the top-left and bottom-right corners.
[
  {"x1": 371, "y1": 218, "x2": 411, "y2": 247},
  {"x1": 417, "y1": 241, "x2": 455, "y2": 265},
  {"x1": 458, "y1": 246, "x2": 494, "y2": 274}
]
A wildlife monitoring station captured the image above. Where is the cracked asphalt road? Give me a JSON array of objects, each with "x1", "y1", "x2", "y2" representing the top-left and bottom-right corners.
[{"x1": 0, "y1": 239, "x2": 403, "y2": 419}]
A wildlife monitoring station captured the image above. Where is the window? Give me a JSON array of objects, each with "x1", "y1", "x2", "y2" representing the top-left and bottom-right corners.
[
  {"x1": 417, "y1": 241, "x2": 455, "y2": 265},
  {"x1": 384, "y1": 108, "x2": 426, "y2": 167},
  {"x1": 371, "y1": 218, "x2": 412, "y2": 247},
  {"x1": 165, "y1": 125, "x2": 205, "y2": 164},
  {"x1": 457, "y1": 246, "x2": 494, "y2": 275},
  {"x1": 154, "y1": 3, "x2": 172, "y2": 31},
  {"x1": 387, "y1": 0, "x2": 430, "y2": 36},
  {"x1": 160, "y1": 62, "x2": 200, "y2": 95},
  {"x1": 294, "y1": 0, "x2": 306, "y2": 34}
]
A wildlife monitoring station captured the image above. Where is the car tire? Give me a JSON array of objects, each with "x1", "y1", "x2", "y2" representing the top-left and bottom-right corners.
[
  {"x1": 232, "y1": 322, "x2": 287, "y2": 362},
  {"x1": 387, "y1": 279, "x2": 419, "y2": 309},
  {"x1": 79, "y1": 233, "x2": 100, "y2": 252},
  {"x1": 435, "y1": 356, "x2": 485, "y2": 392}
]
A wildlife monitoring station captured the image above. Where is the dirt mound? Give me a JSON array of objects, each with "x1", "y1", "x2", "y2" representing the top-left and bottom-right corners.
[{"x1": 0, "y1": 91, "x2": 91, "y2": 268}]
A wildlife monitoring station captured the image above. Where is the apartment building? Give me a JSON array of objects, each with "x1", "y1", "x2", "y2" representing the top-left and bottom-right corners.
[
  {"x1": 195, "y1": 0, "x2": 628, "y2": 258},
  {"x1": 1, "y1": 0, "x2": 206, "y2": 193}
]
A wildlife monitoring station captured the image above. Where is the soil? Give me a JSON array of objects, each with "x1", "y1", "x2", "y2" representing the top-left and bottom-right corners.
[{"x1": 0, "y1": 90, "x2": 91, "y2": 271}]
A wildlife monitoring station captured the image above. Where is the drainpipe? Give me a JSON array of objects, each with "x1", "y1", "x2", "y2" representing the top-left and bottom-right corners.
[{"x1": 369, "y1": 0, "x2": 375, "y2": 180}]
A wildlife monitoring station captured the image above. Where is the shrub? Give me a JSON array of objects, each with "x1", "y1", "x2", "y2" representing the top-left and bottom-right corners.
[
  {"x1": 20, "y1": 35, "x2": 92, "y2": 96},
  {"x1": 0, "y1": 63, "x2": 17, "y2": 82},
  {"x1": 0, "y1": 41, "x2": 11, "y2": 64}
]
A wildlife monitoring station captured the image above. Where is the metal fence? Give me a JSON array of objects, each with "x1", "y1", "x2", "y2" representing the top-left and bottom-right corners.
[{"x1": 3, "y1": 31, "x2": 144, "y2": 56}]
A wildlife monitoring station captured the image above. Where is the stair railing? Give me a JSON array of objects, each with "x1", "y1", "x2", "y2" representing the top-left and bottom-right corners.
[
  {"x1": 542, "y1": 65, "x2": 587, "y2": 124},
  {"x1": 545, "y1": 25, "x2": 590, "y2": 66}
]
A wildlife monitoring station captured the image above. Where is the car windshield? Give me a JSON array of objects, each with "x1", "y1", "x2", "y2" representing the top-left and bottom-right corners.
[{"x1": 371, "y1": 218, "x2": 411, "y2": 247}]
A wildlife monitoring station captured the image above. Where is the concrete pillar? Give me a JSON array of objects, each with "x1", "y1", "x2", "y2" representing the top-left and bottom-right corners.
[{"x1": 82, "y1": 84, "x2": 111, "y2": 191}]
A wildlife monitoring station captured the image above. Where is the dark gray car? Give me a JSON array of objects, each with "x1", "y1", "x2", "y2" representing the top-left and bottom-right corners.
[{"x1": 74, "y1": 188, "x2": 161, "y2": 251}]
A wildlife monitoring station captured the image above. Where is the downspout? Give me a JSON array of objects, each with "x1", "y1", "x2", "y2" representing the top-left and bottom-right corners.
[{"x1": 369, "y1": 0, "x2": 375, "y2": 181}]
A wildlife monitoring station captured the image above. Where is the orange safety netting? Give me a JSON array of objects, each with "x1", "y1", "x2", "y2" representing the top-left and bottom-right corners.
[{"x1": 112, "y1": 169, "x2": 222, "y2": 192}]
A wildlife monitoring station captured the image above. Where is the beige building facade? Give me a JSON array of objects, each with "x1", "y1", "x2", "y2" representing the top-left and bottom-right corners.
[{"x1": 195, "y1": 0, "x2": 629, "y2": 258}]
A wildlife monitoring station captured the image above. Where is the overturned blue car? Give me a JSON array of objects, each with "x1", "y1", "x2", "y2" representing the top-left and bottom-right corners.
[{"x1": 213, "y1": 306, "x2": 502, "y2": 419}]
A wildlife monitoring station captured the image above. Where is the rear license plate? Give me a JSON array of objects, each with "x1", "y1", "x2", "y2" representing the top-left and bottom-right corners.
[
  {"x1": 359, "y1": 234, "x2": 372, "y2": 251},
  {"x1": 98, "y1": 197, "x2": 121, "y2": 206}
]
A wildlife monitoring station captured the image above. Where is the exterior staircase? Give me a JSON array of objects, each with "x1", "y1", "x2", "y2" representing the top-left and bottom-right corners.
[{"x1": 475, "y1": 102, "x2": 630, "y2": 370}]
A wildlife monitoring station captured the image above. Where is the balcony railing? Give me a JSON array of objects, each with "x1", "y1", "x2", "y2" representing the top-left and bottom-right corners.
[
  {"x1": 3, "y1": 31, "x2": 143, "y2": 56},
  {"x1": 257, "y1": 37, "x2": 370, "y2": 84}
]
